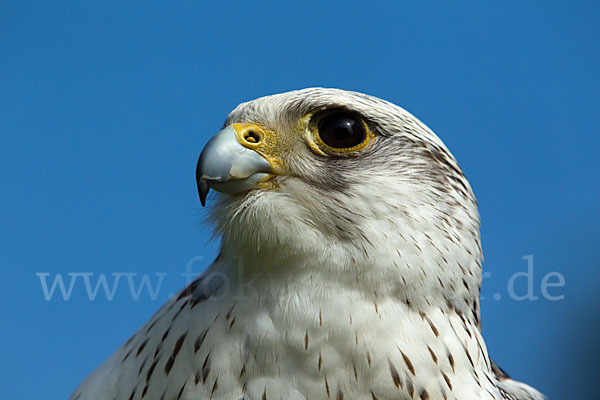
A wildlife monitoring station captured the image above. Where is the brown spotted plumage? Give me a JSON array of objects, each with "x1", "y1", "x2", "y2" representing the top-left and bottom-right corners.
[{"x1": 70, "y1": 88, "x2": 544, "y2": 400}]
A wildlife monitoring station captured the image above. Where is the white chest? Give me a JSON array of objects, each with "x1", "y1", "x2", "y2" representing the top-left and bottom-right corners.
[{"x1": 174, "y1": 281, "x2": 499, "y2": 400}]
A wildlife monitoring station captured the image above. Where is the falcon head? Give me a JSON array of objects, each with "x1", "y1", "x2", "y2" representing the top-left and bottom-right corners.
[{"x1": 197, "y1": 88, "x2": 482, "y2": 317}]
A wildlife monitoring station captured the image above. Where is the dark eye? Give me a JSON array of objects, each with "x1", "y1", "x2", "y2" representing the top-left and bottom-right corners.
[{"x1": 317, "y1": 112, "x2": 367, "y2": 149}]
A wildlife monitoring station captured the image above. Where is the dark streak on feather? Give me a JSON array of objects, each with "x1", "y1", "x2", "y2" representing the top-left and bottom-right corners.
[
  {"x1": 202, "y1": 352, "x2": 212, "y2": 384},
  {"x1": 399, "y1": 349, "x2": 416, "y2": 376},
  {"x1": 177, "y1": 382, "x2": 186, "y2": 399},
  {"x1": 389, "y1": 360, "x2": 403, "y2": 389},
  {"x1": 136, "y1": 338, "x2": 149, "y2": 357},
  {"x1": 164, "y1": 332, "x2": 187, "y2": 375}
]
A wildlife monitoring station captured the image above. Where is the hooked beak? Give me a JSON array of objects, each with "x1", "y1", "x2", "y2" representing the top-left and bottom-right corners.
[{"x1": 196, "y1": 126, "x2": 274, "y2": 206}]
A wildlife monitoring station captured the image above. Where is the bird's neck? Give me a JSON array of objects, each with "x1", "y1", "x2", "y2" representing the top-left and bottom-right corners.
[
  {"x1": 200, "y1": 246, "x2": 494, "y2": 399},
  {"x1": 215, "y1": 222, "x2": 483, "y2": 324}
]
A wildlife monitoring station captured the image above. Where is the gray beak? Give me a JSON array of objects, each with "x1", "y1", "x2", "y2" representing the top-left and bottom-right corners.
[{"x1": 196, "y1": 126, "x2": 273, "y2": 206}]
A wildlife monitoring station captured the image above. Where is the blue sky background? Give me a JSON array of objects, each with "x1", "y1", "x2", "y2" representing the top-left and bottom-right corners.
[{"x1": 1, "y1": 1, "x2": 598, "y2": 398}]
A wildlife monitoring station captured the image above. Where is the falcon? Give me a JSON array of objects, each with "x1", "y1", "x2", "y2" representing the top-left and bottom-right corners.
[{"x1": 71, "y1": 88, "x2": 544, "y2": 400}]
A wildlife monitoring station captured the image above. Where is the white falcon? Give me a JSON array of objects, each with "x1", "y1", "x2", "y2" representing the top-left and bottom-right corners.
[{"x1": 71, "y1": 88, "x2": 544, "y2": 400}]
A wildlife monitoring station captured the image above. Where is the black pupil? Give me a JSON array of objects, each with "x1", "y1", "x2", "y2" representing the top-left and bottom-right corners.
[{"x1": 318, "y1": 113, "x2": 366, "y2": 149}]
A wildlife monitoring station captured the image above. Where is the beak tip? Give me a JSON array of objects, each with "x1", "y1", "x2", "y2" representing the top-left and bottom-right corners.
[{"x1": 197, "y1": 178, "x2": 209, "y2": 207}]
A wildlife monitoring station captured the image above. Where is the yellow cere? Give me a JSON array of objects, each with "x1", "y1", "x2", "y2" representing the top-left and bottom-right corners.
[{"x1": 231, "y1": 122, "x2": 287, "y2": 174}]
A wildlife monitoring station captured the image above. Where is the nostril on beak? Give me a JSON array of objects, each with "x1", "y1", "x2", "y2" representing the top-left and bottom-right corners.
[{"x1": 243, "y1": 130, "x2": 261, "y2": 144}]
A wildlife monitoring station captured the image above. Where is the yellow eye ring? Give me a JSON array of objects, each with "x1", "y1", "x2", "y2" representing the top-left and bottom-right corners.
[{"x1": 313, "y1": 111, "x2": 372, "y2": 154}]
